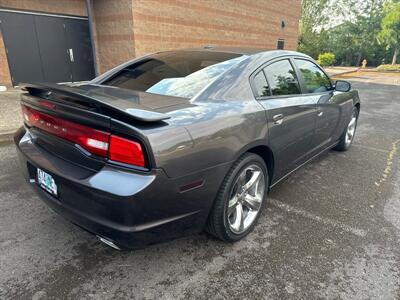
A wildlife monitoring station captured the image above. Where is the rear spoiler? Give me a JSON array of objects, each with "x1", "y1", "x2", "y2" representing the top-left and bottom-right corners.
[{"x1": 20, "y1": 82, "x2": 171, "y2": 122}]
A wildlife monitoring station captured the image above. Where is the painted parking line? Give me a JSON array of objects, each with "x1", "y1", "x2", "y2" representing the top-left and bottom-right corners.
[
  {"x1": 269, "y1": 198, "x2": 367, "y2": 238},
  {"x1": 375, "y1": 139, "x2": 400, "y2": 187}
]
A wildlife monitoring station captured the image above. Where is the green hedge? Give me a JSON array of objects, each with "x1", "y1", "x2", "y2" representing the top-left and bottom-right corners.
[
  {"x1": 376, "y1": 64, "x2": 400, "y2": 71},
  {"x1": 317, "y1": 53, "x2": 335, "y2": 67}
]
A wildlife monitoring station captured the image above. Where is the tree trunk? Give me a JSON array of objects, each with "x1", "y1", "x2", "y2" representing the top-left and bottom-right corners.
[
  {"x1": 392, "y1": 48, "x2": 399, "y2": 65},
  {"x1": 356, "y1": 52, "x2": 362, "y2": 67},
  {"x1": 346, "y1": 53, "x2": 352, "y2": 66}
]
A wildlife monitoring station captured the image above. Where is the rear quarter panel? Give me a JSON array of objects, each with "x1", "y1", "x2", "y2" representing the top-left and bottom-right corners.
[{"x1": 144, "y1": 99, "x2": 267, "y2": 178}]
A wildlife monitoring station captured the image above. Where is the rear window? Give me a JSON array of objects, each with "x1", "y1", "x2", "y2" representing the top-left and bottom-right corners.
[{"x1": 102, "y1": 51, "x2": 247, "y2": 98}]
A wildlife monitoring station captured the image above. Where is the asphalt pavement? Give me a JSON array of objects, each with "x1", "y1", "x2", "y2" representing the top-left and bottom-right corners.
[{"x1": 1, "y1": 81, "x2": 399, "y2": 299}]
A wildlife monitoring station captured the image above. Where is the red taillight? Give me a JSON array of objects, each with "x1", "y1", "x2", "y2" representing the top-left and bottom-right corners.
[
  {"x1": 109, "y1": 135, "x2": 145, "y2": 167},
  {"x1": 21, "y1": 105, "x2": 146, "y2": 167},
  {"x1": 63, "y1": 120, "x2": 109, "y2": 157},
  {"x1": 22, "y1": 105, "x2": 109, "y2": 156},
  {"x1": 38, "y1": 100, "x2": 56, "y2": 109}
]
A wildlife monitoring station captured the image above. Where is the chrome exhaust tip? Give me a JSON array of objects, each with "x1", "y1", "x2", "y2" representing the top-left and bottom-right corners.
[{"x1": 97, "y1": 236, "x2": 121, "y2": 250}]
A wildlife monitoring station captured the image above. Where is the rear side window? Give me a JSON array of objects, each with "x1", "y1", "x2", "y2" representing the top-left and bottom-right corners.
[
  {"x1": 253, "y1": 71, "x2": 270, "y2": 97},
  {"x1": 264, "y1": 59, "x2": 301, "y2": 96},
  {"x1": 102, "y1": 51, "x2": 247, "y2": 99},
  {"x1": 295, "y1": 59, "x2": 332, "y2": 93}
]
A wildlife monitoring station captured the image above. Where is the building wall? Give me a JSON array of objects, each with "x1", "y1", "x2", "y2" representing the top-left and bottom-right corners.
[
  {"x1": 92, "y1": 0, "x2": 301, "y2": 74},
  {"x1": 92, "y1": 0, "x2": 135, "y2": 74},
  {"x1": 0, "y1": 0, "x2": 301, "y2": 85},
  {"x1": 132, "y1": 0, "x2": 301, "y2": 57},
  {"x1": 0, "y1": 0, "x2": 86, "y2": 86}
]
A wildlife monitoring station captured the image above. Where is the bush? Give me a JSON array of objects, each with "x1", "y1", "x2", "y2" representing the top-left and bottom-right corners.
[
  {"x1": 376, "y1": 64, "x2": 400, "y2": 71},
  {"x1": 317, "y1": 52, "x2": 335, "y2": 67}
]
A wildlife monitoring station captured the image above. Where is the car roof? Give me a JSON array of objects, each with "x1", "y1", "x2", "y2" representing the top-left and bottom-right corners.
[{"x1": 172, "y1": 47, "x2": 309, "y2": 58}]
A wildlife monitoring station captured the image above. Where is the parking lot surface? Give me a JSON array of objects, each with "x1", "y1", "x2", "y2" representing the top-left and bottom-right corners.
[{"x1": 1, "y1": 81, "x2": 399, "y2": 299}]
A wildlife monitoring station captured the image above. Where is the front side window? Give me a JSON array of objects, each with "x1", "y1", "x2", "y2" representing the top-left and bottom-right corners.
[
  {"x1": 102, "y1": 51, "x2": 247, "y2": 99},
  {"x1": 263, "y1": 59, "x2": 301, "y2": 96},
  {"x1": 295, "y1": 59, "x2": 332, "y2": 93}
]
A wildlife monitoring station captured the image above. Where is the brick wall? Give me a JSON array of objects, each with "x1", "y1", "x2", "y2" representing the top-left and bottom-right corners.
[
  {"x1": 92, "y1": 0, "x2": 301, "y2": 74},
  {"x1": 131, "y1": 0, "x2": 301, "y2": 57},
  {"x1": 92, "y1": 0, "x2": 135, "y2": 73}
]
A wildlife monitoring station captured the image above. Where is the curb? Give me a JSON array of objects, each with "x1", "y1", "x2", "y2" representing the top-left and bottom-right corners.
[
  {"x1": 362, "y1": 69, "x2": 400, "y2": 73},
  {"x1": 0, "y1": 130, "x2": 15, "y2": 145},
  {"x1": 328, "y1": 68, "x2": 360, "y2": 77}
]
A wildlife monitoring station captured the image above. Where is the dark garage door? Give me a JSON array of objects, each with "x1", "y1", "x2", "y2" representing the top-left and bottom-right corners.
[{"x1": 0, "y1": 10, "x2": 95, "y2": 85}]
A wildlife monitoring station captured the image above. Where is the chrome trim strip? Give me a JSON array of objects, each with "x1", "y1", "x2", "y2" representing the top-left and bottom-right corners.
[{"x1": 97, "y1": 236, "x2": 121, "y2": 250}]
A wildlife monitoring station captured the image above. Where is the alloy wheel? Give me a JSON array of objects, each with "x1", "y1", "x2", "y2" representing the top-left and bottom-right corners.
[
  {"x1": 226, "y1": 164, "x2": 266, "y2": 234},
  {"x1": 345, "y1": 111, "x2": 357, "y2": 147}
]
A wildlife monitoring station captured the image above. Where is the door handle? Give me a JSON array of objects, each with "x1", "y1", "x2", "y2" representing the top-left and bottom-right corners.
[
  {"x1": 272, "y1": 114, "x2": 284, "y2": 125},
  {"x1": 68, "y1": 48, "x2": 74, "y2": 62},
  {"x1": 317, "y1": 111, "x2": 324, "y2": 117}
]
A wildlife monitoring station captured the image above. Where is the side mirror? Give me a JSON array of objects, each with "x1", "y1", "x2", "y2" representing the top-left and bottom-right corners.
[{"x1": 335, "y1": 80, "x2": 351, "y2": 92}]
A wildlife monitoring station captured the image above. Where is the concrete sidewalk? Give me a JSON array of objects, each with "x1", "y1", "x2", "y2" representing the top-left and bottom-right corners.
[
  {"x1": 0, "y1": 89, "x2": 22, "y2": 143},
  {"x1": 334, "y1": 70, "x2": 400, "y2": 86},
  {"x1": 324, "y1": 67, "x2": 359, "y2": 77}
]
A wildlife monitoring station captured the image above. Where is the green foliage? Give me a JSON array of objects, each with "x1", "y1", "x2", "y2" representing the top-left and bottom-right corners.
[
  {"x1": 317, "y1": 52, "x2": 335, "y2": 66},
  {"x1": 298, "y1": 0, "x2": 330, "y2": 58},
  {"x1": 271, "y1": 71, "x2": 301, "y2": 96},
  {"x1": 378, "y1": 2, "x2": 400, "y2": 64},
  {"x1": 376, "y1": 64, "x2": 400, "y2": 71},
  {"x1": 298, "y1": 0, "x2": 397, "y2": 66}
]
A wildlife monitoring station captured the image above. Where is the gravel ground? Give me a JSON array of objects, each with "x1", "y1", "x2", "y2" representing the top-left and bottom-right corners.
[{"x1": 0, "y1": 81, "x2": 399, "y2": 299}]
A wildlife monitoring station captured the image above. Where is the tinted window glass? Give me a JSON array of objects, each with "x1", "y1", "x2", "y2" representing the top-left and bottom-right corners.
[
  {"x1": 295, "y1": 59, "x2": 332, "y2": 93},
  {"x1": 253, "y1": 70, "x2": 270, "y2": 97},
  {"x1": 264, "y1": 60, "x2": 301, "y2": 96},
  {"x1": 102, "y1": 51, "x2": 247, "y2": 98}
]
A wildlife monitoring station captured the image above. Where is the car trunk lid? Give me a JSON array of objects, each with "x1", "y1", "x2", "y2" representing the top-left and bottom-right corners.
[{"x1": 19, "y1": 82, "x2": 192, "y2": 172}]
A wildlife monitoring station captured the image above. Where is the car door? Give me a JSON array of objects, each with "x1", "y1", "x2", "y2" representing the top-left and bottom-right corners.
[
  {"x1": 251, "y1": 58, "x2": 317, "y2": 181},
  {"x1": 293, "y1": 58, "x2": 344, "y2": 151},
  {"x1": 65, "y1": 18, "x2": 96, "y2": 81},
  {"x1": 34, "y1": 15, "x2": 73, "y2": 83}
]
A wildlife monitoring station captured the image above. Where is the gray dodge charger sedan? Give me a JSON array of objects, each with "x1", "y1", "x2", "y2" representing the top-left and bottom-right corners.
[{"x1": 14, "y1": 48, "x2": 360, "y2": 249}]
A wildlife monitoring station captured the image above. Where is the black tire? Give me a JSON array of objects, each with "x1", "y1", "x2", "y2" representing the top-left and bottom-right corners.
[
  {"x1": 334, "y1": 106, "x2": 359, "y2": 151},
  {"x1": 206, "y1": 153, "x2": 268, "y2": 242}
]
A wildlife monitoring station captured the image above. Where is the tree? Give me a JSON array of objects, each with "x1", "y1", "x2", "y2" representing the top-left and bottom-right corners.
[
  {"x1": 298, "y1": 0, "x2": 330, "y2": 58},
  {"x1": 298, "y1": 0, "x2": 387, "y2": 66},
  {"x1": 378, "y1": 2, "x2": 400, "y2": 65},
  {"x1": 325, "y1": 22, "x2": 360, "y2": 65}
]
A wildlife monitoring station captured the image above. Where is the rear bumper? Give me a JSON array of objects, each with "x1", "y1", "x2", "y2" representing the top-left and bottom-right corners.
[{"x1": 14, "y1": 127, "x2": 229, "y2": 249}]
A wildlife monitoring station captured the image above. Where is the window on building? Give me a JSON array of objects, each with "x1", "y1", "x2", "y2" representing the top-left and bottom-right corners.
[
  {"x1": 295, "y1": 59, "x2": 333, "y2": 93},
  {"x1": 277, "y1": 39, "x2": 285, "y2": 50},
  {"x1": 264, "y1": 59, "x2": 301, "y2": 96},
  {"x1": 253, "y1": 70, "x2": 270, "y2": 97},
  {"x1": 102, "y1": 51, "x2": 248, "y2": 99}
]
